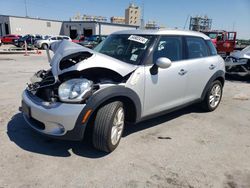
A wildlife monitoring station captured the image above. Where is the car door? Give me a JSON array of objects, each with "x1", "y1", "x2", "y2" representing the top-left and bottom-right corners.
[
  {"x1": 184, "y1": 36, "x2": 218, "y2": 101},
  {"x1": 143, "y1": 36, "x2": 188, "y2": 117}
]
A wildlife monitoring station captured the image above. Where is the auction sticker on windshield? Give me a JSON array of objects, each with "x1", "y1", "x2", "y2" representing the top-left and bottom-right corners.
[{"x1": 128, "y1": 35, "x2": 148, "y2": 44}]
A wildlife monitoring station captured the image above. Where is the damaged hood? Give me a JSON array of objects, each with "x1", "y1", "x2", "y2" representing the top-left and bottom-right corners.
[
  {"x1": 230, "y1": 45, "x2": 250, "y2": 60},
  {"x1": 50, "y1": 40, "x2": 138, "y2": 78}
]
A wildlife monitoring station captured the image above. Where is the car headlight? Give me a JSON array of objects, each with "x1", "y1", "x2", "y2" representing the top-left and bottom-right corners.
[{"x1": 58, "y1": 78, "x2": 93, "y2": 102}]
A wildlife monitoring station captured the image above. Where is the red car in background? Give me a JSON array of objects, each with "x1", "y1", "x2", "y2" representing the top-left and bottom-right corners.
[
  {"x1": 1, "y1": 34, "x2": 22, "y2": 44},
  {"x1": 72, "y1": 35, "x2": 85, "y2": 43},
  {"x1": 203, "y1": 30, "x2": 237, "y2": 56}
]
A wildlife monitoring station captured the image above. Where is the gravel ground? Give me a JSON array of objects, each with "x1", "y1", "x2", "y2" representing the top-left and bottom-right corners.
[{"x1": 0, "y1": 48, "x2": 250, "y2": 188}]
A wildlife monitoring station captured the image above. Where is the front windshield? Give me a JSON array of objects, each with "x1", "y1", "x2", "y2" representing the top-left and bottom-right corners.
[
  {"x1": 86, "y1": 36, "x2": 97, "y2": 42},
  {"x1": 21, "y1": 35, "x2": 30, "y2": 40},
  {"x1": 204, "y1": 33, "x2": 217, "y2": 39},
  {"x1": 94, "y1": 34, "x2": 155, "y2": 65}
]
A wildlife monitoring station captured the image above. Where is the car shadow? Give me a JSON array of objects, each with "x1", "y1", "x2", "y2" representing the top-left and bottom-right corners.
[
  {"x1": 7, "y1": 113, "x2": 107, "y2": 158},
  {"x1": 123, "y1": 104, "x2": 204, "y2": 137},
  {"x1": 226, "y1": 74, "x2": 250, "y2": 83},
  {"x1": 8, "y1": 105, "x2": 203, "y2": 158}
]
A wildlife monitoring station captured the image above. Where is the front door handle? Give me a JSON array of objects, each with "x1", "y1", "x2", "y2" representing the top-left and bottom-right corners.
[
  {"x1": 178, "y1": 69, "x2": 187, "y2": 75},
  {"x1": 209, "y1": 64, "x2": 216, "y2": 70}
]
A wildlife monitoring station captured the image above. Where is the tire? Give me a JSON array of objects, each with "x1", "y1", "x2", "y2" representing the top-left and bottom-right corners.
[
  {"x1": 201, "y1": 80, "x2": 223, "y2": 112},
  {"x1": 19, "y1": 42, "x2": 24, "y2": 49},
  {"x1": 92, "y1": 101, "x2": 125, "y2": 152},
  {"x1": 42, "y1": 43, "x2": 48, "y2": 50}
]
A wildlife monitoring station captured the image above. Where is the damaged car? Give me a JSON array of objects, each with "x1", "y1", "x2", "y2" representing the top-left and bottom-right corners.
[{"x1": 21, "y1": 30, "x2": 225, "y2": 152}]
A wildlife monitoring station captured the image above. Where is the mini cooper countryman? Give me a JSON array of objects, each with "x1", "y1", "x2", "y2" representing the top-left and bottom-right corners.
[{"x1": 22, "y1": 29, "x2": 225, "y2": 152}]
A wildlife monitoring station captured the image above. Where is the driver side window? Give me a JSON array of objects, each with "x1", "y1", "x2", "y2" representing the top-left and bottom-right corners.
[{"x1": 153, "y1": 36, "x2": 183, "y2": 62}]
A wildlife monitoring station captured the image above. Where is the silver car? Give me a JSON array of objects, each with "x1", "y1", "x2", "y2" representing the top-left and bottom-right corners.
[
  {"x1": 34, "y1": 35, "x2": 71, "y2": 49},
  {"x1": 22, "y1": 29, "x2": 225, "y2": 152}
]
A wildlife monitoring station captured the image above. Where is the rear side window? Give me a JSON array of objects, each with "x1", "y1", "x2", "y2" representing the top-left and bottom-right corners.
[
  {"x1": 63, "y1": 37, "x2": 69, "y2": 40},
  {"x1": 206, "y1": 40, "x2": 217, "y2": 55},
  {"x1": 153, "y1": 36, "x2": 183, "y2": 62},
  {"x1": 186, "y1": 37, "x2": 208, "y2": 59}
]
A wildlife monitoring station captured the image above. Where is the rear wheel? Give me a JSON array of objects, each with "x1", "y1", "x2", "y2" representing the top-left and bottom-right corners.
[
  {"x1": 92, "y1": 101, "x2": 125, "y2": 152},
  {"x1": 201, "y1": 80, "x2": 222, "y2": 112}
]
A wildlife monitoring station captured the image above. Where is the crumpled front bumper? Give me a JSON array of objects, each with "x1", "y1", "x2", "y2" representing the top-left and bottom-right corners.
[{"x1": 22, "y1": 90, "x2": 87, "y2": 140}]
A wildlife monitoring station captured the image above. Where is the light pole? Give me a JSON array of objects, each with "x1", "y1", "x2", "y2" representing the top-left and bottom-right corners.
[{"x1": 24, "y1": 0, "x2": 28, "y2": 17}]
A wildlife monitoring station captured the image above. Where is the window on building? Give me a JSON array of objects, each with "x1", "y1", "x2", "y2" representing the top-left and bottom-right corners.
[{"x1": 47, "y1": 22, "x2": 51, "y2": 27}]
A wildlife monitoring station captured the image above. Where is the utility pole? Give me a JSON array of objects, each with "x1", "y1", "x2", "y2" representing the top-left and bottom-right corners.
[
  {"x1": 183, "y1": 15, "x2": 190, "y2": 30},
  {"x1": 24, "y1": 0, "x2": 28, "y2": 17},
  {"x1": 140, "y1": 0, "x2": 145, "y2": 29},
  {"x1": 232, "y1": 22, "x2": 236, "y2": 31}
]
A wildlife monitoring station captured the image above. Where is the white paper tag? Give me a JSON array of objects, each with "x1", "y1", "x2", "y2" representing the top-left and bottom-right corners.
[
  {"x1": 128, "y1": 35, "x2": 148, "y2": 44},
  {"x1": 130, "y1": 54, "x2": 138, "y2": 61}
]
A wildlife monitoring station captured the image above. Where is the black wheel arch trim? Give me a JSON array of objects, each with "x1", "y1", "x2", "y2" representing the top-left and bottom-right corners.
[
  {"x1": 84, "y1": 85, "x2": 141, "y2": 121},
  {"x1": 201, "y1": 70, "x2": 225, "y2": 100},
  {"x1": 67, "y1": 85, "x2": 142, "y2": 140}
]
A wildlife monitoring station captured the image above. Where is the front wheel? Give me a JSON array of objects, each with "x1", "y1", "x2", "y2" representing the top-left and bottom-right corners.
[
  {"x1": 201, "y1": 80, "x2": 223, "y2": 112},
  {"x1": 92, "y1": 101, "x2": 125, "y2": 152}
]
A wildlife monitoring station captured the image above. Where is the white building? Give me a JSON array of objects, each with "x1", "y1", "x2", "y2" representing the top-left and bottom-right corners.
[
  {"x1": 62, "y1": 21, "x2": 138, "y2": 39},
  {"x1": 0, "y1": 15, "x2": 62, "y2": 36},
  {"x1": 0, "y1": 15, "x2": 138, "y2": 39}
]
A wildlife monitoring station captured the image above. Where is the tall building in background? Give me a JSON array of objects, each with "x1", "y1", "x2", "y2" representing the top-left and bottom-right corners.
[
  {"x1": 189, "y1": 15, "x2": 212, "y2": 32},
  {"x1": 125, "y1": 3, "x2": 141, "y2": 26}
]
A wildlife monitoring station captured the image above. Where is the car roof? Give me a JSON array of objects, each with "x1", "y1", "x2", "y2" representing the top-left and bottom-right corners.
[
  {"x1": 112, "y1": 29, "x2": 210, "y2": 40},
  {"x1": 50, "y1": 35, "x2": 69, "y2": 38}
]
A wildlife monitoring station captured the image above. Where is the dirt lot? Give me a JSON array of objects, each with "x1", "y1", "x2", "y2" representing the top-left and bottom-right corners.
[{"x1": 0, "y1": 49, "x2": 250, "y2": 188}]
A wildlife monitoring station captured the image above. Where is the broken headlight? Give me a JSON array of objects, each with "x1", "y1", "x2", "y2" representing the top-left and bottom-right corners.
[{"x1": 58, "y1": 78, "x2": 93, "y2": 102}]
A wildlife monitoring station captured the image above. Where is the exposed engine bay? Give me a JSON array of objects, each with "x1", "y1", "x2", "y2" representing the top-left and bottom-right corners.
[{"x1": 27, "y1": 40, "x2": 137, "y2": 103}]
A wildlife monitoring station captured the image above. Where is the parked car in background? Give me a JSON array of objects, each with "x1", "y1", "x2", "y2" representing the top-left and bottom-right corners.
[
  {"x1": 14, "y1": 34, "x2": 43, "y2": 48},
  {"x1": 34, "y1": 35, "x2": 71, "y2": 49},
  {"x1": 72, "y1": 35, "x2": 85, "y2": 43},
  {"x1": 203, "y1": 30, "x2": 237, "y2": 56},
  {"x1": 1, "y1": 34, "x2": 22, "y2": 44},
  {"x1": 78, "y1": 35, "x2": 107, "y2": 49},
  {"x1": 21, "y1": 29, "x2": 225, "y2": 152}
]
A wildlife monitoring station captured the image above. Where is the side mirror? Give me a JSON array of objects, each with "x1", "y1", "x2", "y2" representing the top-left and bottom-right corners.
[
  {"x1": 150, "y1": 57, "x2": 172, "y2": 75},
  {"x1": 156, "y1": 57, "x2": 172, "y2": 69}
]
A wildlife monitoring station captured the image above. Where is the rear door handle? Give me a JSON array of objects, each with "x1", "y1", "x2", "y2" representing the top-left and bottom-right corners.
[
  {"x1": 209, "y1": 64, "x2": 216, "y2": 70},
  {"x1": 178, "y1": 69, "x2": 187, "y2": 75}
]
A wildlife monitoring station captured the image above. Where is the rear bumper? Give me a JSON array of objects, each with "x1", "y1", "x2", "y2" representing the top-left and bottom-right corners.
[{"x1": 22, "y1": 90, "x2": 87, "y2": 140}]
